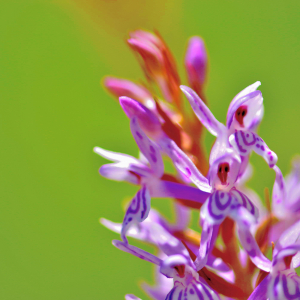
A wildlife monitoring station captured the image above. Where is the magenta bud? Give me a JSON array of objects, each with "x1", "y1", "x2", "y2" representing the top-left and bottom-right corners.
[
  {"x1": 119, "y1": 96, "x2": 162, "y2": 140},
  {"x1": 185, "y1": 36, "x2": 207, "y2": 87},
  {"x1": 104, "y1": 77, "x2": 154, "y2": 107}
]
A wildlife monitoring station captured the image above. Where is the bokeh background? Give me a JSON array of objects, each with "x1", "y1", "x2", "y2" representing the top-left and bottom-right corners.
[{"x1": 1, "y1": 0, "x2": 300, "y2": 299}]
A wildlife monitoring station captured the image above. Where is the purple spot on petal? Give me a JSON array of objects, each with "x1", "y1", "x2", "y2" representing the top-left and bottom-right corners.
[
  {"x1": 256, "y1": 138, "x2": 259, "y2": 141},
  {"x1": 149, "y1": 145, "x2": 155, "y2": 153},
  {"x1": 248, "y1": 249, "x2": 256, "y2": 257},
  {"x1": 261, "y1": 145, "x2": 265, "y2": 151},
  {"x1": 256, "y1": 144, "x2": 260, "y2": 148},
  {"x1": 190, "y1": 289, "x2": 194, "y2": 295},
  {"x1": 150, "y1": 153, "x2": 157, "y2": 163},
  {"x1": 185, "y1": 168, "x2": 192, "y2": 177},
  {"x1": 136, "y1": 131, "x2": 143, "y2": 139},
  {"x1": 128, "y1": 217, "x2": 132, "y2": 222},
  {"x1": 270, "y1": 156, "x2": 273, "y2": 161},
  {"x1": 246, "y1": 133, "x2": 249, "y2": 137},
  {"x1": 220, "y1": 192, "x2": 224, "y2": 198},
  {"x1": 268, "y1": 151, "x2": 271, "y2": 155}
]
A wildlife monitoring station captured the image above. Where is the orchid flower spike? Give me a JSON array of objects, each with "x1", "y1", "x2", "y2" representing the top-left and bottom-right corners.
[
  {"x1": 249, "y1": 220, "x2": 300, "y2": 300},
  {"x1": 113, "y1": 240, "x2": 220, "y2": 300}
]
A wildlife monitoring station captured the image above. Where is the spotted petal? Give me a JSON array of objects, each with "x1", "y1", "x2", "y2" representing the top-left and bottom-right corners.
[
  {"x1": 130, "y1": 117, "x2": 164, "y2": 178},
  {"x1": 180, "y1": 85, "x2": 224, "y2": 137},
  {"x1": 232, "y1": 207, "x2": 271, "y2": 272},
  {"x1": 121, "y1": 185, "x2": 151, "y2": 243},
  {"x1": 272, "y1": 165, "x2": 287, "y2": 218},
  {"x1": 162, "y1": 138, "x2": 211, "y2": 193},
  {"x1": 195, "y1": 219, "x2": 219, "y2": 271},
  {"x1": 229, "y1": 130, "x2": 278, "y2": 167},
  {"x1": 112, "y1": 239, "x2": 162, "y2": 265}
]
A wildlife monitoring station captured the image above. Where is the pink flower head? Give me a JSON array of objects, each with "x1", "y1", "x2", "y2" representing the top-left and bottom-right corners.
[
  {"x1": 128, "y1": 30, "x2": 181, "y2": 107},
  {"x1": 104, "y1": 76, "x2": 155, "y2": 109}
]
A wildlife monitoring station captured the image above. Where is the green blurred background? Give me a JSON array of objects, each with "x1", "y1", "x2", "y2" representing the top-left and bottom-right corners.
[{"x1": 1, "y1": 0, "x2": 300, "y2": 299}]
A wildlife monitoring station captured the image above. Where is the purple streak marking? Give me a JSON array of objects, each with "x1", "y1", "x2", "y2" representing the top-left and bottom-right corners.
[
  {"x1": 235, "y1": 131, "x2": 247, "y2": 153},
  {"x1": 282, "y1": 274, "x2": 300, "y2": 298},
  {"x1": 136, "y1": 131, "x2": 143, "y2": 139},
  {"x1": 193, "y1": 284, "x2": 204, "y2": 300}
]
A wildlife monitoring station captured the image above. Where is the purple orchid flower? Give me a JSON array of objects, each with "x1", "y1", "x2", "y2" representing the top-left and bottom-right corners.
[
  {"x1": 248, "y1": 219, "x2": 300, "y2": 300},
  {"x1": 194, "y1": 152, "x2": 271, "y2": 272},
  {"x1": 113, "y1": 240, "x2": 221, "y2": 300},
  {"x1": 180, "y1": 84, "x2": 277, "y2": 172}
]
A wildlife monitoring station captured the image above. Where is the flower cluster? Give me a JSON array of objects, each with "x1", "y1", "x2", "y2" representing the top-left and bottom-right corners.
[{"x1": 94, "y1": 30, "x2": 300, "y2": 299}]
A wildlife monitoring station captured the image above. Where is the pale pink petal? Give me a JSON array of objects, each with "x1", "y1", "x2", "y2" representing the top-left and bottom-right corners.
[
  {"x1": 112, "y1": 239, "x2": 162, "y2": 265},
  {"x1": 130, "y1": 117, "x2": 164, "y2": 178},
  {"x1": 162, "y1": 138, "x2": 211, "y2": 192},
  {"x1": 180, "y1": 85, "x2": 224, "y2": 137}
]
